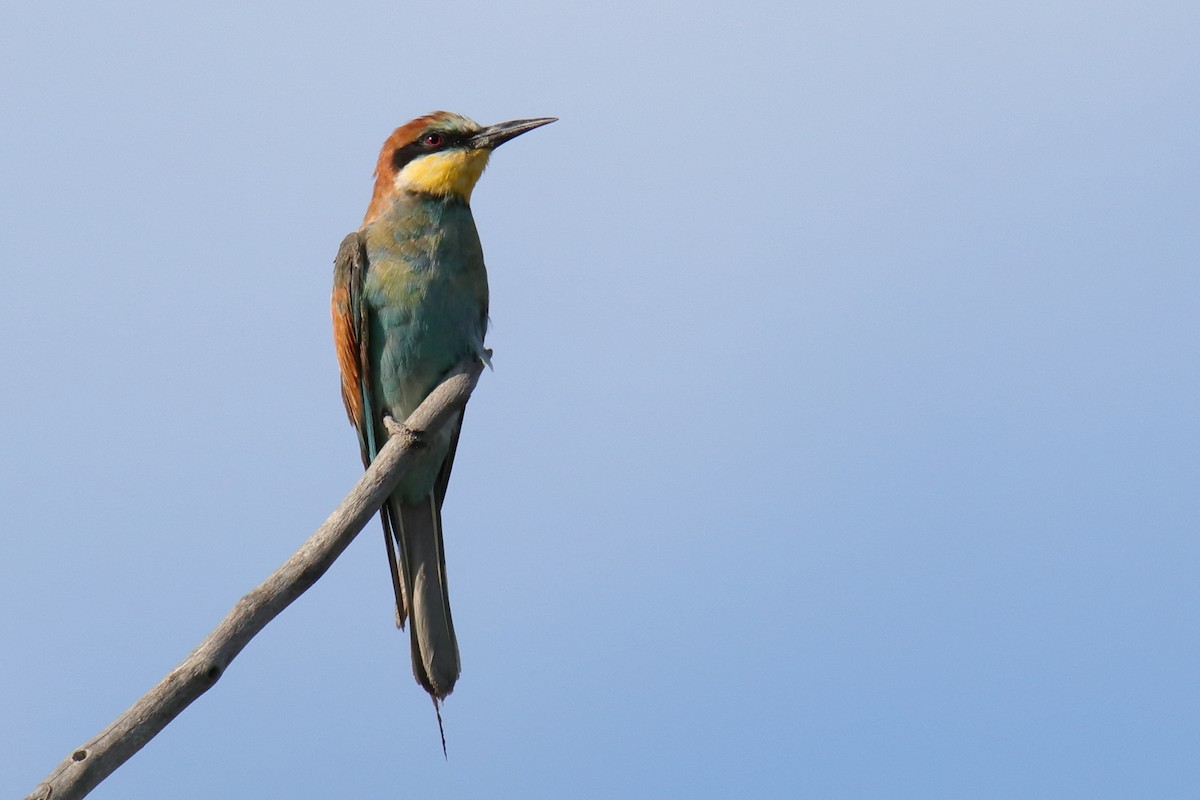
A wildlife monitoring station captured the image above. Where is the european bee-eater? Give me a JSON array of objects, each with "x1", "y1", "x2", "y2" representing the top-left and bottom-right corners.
[{"x1": 331, "y1": 112, "x2": 555, "y2": 711}]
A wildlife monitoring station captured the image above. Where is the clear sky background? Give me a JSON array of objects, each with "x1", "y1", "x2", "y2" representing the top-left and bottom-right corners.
[{"x1": 2, "y1": 1, "x2": 1198, "y2": 797}]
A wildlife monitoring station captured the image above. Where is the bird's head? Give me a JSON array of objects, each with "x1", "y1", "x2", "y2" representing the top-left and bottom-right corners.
[{"x1": 364, "y1": 111, "x2": 556, "y2": 223}]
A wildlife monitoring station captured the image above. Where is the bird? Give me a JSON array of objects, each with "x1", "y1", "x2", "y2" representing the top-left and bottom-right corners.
[{"x1": 331, "y1": 112, "x2": 556, "y2": 719}]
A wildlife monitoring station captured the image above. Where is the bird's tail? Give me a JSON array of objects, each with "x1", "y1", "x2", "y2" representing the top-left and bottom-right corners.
[{"x1": 392, "y1": 495, "x2": 460, "y2": 700}]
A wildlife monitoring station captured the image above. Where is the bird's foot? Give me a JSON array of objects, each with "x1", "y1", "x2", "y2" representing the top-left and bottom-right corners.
[{"x1": 383, "y1": 415, "x2": 424, "y2": 448}]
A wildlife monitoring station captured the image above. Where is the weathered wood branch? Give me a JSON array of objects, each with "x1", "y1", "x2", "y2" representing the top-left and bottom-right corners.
[{"x1": 24, "y1": 356, "x2": 486, "y2": 800}]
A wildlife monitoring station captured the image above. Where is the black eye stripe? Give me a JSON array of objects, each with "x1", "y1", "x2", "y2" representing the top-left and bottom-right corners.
[
  {"x1": 391, "y1": 142, "x2": 424, "y2": 171},
  {"x1": 390, "y1": 131, "x2": 467, "y2": 172}
]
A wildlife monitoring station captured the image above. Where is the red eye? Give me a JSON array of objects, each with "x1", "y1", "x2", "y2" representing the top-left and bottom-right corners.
[{"x1": 423, "y1": 133, "x2": 444, "y2": 147}]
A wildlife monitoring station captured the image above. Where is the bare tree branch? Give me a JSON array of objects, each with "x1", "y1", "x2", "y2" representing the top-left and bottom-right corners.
[{"x1": 24, "y1": 356, "x2": 486, "y2": 800}]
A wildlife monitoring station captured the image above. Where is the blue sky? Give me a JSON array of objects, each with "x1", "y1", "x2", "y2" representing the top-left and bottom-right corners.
[{"x1": 2, "y1": 1, "x2": 1198, "y2": 797}]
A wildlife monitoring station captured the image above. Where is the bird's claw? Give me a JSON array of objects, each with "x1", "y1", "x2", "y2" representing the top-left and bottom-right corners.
[{"x1": 383, "y1": 415, "x2": 423, "y2": 447}]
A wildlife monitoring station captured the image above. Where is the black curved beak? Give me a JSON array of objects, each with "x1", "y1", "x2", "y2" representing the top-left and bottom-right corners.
[{"x1": 470, "y1": 117, "x2": 557, "y2": 150}]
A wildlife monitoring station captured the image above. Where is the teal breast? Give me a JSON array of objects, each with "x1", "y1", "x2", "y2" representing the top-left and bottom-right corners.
[{"x1": 361, "y1": 194, "x2": 489, "y2": 500}]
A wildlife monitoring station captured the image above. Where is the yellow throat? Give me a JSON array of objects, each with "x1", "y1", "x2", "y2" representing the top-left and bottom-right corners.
[{"x1": 393, "y1": 149, "x2": 492, "y2": 201}]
